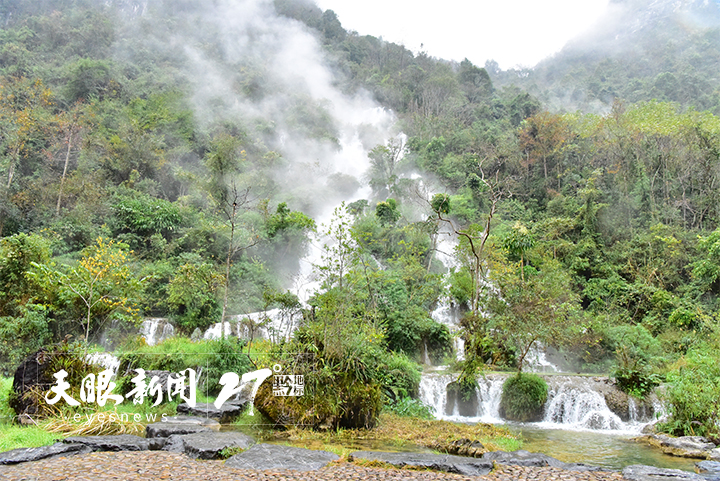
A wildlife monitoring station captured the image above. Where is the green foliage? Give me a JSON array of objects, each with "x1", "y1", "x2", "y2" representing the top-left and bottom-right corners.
[
  {"x1": 0, "y1": 424, "x2": 58, "y2": 451},
  {"x1": 375, "y1": 198, "x2": 400, "y2": 226},
  {"x1": 112, "y1": 193, "x2": 181, "y2": 238},
  {"x1": 0, "y1": 304, "x2": 52, "y2": 376},
  {"x1": 117, "y1": 336, "x2": 253, "y2": 397},
  {"x1": 166, "y1": 257, "x2": 222, "y2": 332},
  {"x1": 607, "y1": 325, "x2": 663, "y2": 397},
  {"x1": 384, "y1": 397, "x2": 434, "y2": 420},
  {"x1": 499, "y1": 373, "x2": 548, "y2": 422},
  {"x1": 659, "y1": 346, "x2": 720, "y2": 438}
]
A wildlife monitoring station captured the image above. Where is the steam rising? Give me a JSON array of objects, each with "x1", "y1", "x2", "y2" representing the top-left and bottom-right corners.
[{"x1": 117, "y1": 0, "x2": 395, "y2": 218}]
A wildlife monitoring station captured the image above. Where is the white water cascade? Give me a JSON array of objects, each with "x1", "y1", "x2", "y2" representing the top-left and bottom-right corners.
[
  {"x1": 419, "y1": 372, "x2": 659, "y2": 434},
  {"x1": 430, "y1": 231, "x2": 465, "y2": 362},
  {"x1": 202, "y1": 307, "x2": 301, "y2": 343},
  {"x1": 140, "y1": 318, "x2": 175, "y2": 346}
]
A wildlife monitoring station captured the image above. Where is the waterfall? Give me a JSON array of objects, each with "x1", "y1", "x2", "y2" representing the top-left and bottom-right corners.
[
  {"x1": 418, "y1": 371, "x2": 658, "y2": 434},
  {"x1": 525, "y1": 344, "x2": 561, "y2": 373},
  {"x1": 430, "y1": 232, "x2": 465, "y2": 361},
  {"x1": 419, "y1": 372, "x2": 504, "y2": 423},
  {"x1": 542, "y1": 377, "x2": 626, "y2": 431},
  {"x1": 202, "y1": 308, "x2": 302, "y2": 343},
  {"x1": 141, "y1": 318, "x2": 175, "y2": 346}
]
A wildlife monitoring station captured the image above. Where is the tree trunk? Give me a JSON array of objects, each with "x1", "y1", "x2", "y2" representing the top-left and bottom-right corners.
[{"x1": 56, "y1": 131, "x2": 73, "y2": 215}]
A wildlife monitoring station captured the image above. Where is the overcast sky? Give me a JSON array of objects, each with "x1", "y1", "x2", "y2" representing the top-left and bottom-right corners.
[{"x1": 313, "y1": 0, "x2": 610, "y2": 69}]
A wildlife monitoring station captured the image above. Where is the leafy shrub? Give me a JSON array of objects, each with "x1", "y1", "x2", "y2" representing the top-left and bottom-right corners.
[
  {"x1": 385, "y1": 397, "x2": 434, "y2": 419},
  {"x1": 658, "y1": 347, "x2": 720, "y2": 438},
  {"x1": 499, "y1": 373, "x2": 548, "y2": 422},
  {"x1": 117, "y1": 337, "x2": 253, "y2": 397},
  {"x1": 607, "y1": 325, "x2": 663, "y2": 397}
]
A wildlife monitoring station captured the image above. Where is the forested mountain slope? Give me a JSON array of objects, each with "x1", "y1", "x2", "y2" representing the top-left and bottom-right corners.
[{"x1": 1, "y1": 0, "x2": 720, "y2": 435}]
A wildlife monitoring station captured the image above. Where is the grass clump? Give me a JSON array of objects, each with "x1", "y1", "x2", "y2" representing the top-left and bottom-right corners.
[
  {"x1": 40, "y1": 409, "x2": 144, "y2": 436},
  {"x1": 499, "y1": 373, "x2": 548, "y2": 422}
]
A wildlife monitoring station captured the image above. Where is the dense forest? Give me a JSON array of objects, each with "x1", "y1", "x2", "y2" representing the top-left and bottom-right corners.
[{"x1": 1, "y1": 0, "x2": 720, "y2": 436}]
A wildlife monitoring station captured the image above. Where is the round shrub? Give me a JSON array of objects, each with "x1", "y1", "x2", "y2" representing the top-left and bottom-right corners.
[{"x1": 499, "y1": 373, "x2": 548, "y2": 422}]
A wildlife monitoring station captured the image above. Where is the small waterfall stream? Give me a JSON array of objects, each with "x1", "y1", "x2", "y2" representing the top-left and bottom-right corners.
[{"x1": 418, "y1": 371, "x2": 659, "y2": 434}]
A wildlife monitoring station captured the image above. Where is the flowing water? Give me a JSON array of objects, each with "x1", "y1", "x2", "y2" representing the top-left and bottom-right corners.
[{"x1": 418, "y1": 370, "x2": 697, "y2": 471}]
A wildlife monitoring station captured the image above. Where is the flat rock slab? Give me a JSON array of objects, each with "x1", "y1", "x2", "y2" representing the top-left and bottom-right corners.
[
  {"x1": 146, "y1": 422, "x2": 214, "y2": 438},
  {"x1": 162, "y1": 431, "x2": 255, "y2": 459},
  {"x1": 176, "y1": 402, "x2": 245, "y2": 423},
  {"x1": 482, "y1": 449, "x2": 602, "y2": 471},
  {"x1": 696, "y1": 461, "x2": 720, "y2": 481},
  {"x1": 0, "y1": 442, "x2": 91, "y2": 465},
  {"x1": 350, "y1": 450, "x2": 493, "y2": 477},
  {"x1": 225, "y1": 443, "x2": 339, "y2": 471},
  {"x1": 623, "y1": 464, "x2": 705, "y2": 481},
  {"x1": 641, "y1": 435, "x2": 717, "y2": 459},
  {"x1": 62, "y1": 435, "x2": 149, "y2": 452}
]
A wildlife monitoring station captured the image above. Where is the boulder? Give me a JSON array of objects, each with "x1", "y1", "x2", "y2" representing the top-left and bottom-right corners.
[
  {"x1": 696, "y1": 460, "x2": 720, "y2": 481},
  {"x1": 638, "y1": 434, "x2": 717, "y2": 459},
  {"x1": 444, "y1": 438, "x2": 485, "y2": 457},
  {"x1": 623, "y1": 464, "x2": 705, "y2": 480},
  {"x1": 481, "y1": 450, "x2": 602, "y2": 471},
  {"x1": 225, "y1": 443, "x2": 338, "y2": 471},
  {"x1": 0, "y1": 442, "x2": 92, "y2": 465},
  {"x1": 176, "y1": 401, "x2": 246, "y2": 424},
  {"x1": 62, "y1": 434, "x2": 149, "y2": 451},
  {"x1": 145, "y1": 416, "x2": 220, "y2": 438},
  {"x1": 350, "y1": 450, "x2": 493, "y2": 476},
  {"x1": 162, "y1": 431, "x2": 255, "y2": 459},
  {"x1": 9, "y1": 348, "x2": 56, "y2": 416}
]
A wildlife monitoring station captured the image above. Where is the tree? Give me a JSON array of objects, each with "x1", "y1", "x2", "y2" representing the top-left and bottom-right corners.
[
  {"x1": 488, "y1": 258, "x2": 580, "y2": 372},
  {"x1": 368, "y1": 139, "x2": 404, "y2": 199},
  {"x1": 32, "y1": 237, "x2": 143, "y2": 342}
]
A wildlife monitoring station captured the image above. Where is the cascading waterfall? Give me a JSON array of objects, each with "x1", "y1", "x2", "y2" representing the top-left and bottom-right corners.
[
  {"x1": 202, "y1": 307, "x2": 301, "y2": 343},
  {"x1": 140, "y1": 318, "x2": 175, "y2": 346},
  {"x1": 419, "y1": 371, "x2": 658, "y2": 434},
  {"x1": 430, "y1": 232, "x2": 465, "y2": 362}
]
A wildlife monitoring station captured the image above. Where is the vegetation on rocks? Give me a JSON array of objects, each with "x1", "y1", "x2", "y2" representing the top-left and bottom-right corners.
[{"x1": 499, "y1": 373, "x2": 548, "y2": 423}]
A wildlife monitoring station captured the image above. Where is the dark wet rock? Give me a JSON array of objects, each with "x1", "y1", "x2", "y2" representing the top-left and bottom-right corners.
[
  {"x1": 0, "y1": 442, "x2": 91, "y2": 465},
  {"x1": 350, "y1": 450, "x2": 493, "y2": 476},
  {"x1": 9, "y1": 348, "x2": 56, "y2": 416},
  {"x1": 482, "y1": 450, "x2": 602, "y2": 471},
  {"x1": 148, "y1": 437, "x2": 167, "y2": 450},
  {"x1": 145, "y1": 415, "x2": 221, "y2": 440},
  {"x1": 225, "y1": 444, "x2": 338, "y2": 471},
  {"x1": 146, "y1": 419, "x2": 217, "y2": 438},
  {"x1": 62, "y1": 434, "x2": 149, "y2": 451},
  {"x1": 176, "y1": 401, "x2": 246, "y2": 423},
  {"x1": 623, "y1": 464, "x2": 705, "y2": 480},
  {"x1": 162, "y1": 431, "x2": 255, "y2": 459},
  {"x1": 638, "y1": 434, "x2": 717, "y2": 459}
]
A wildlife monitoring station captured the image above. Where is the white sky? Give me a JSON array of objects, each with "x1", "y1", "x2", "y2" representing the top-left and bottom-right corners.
[{"x1": 314, "y1": 0, "x2": 610, "y2": 69}]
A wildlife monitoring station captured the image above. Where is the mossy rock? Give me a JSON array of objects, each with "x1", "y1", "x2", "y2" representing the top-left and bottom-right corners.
[
  {"x1": 254, "y1": 372, "x2": 381, "y2": 430},
  {"x1": 499, "y1": 373, "x2": 548, "y2": 422}
]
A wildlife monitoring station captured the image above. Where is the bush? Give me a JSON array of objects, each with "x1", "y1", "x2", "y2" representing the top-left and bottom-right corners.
[
  {"x1": 499, "y1": 373, "x2": 548, "y2": 422},
  {"x1": 384, "y1": 397, "x2": 434, "y2": 419},
  {"x1": 117, "y1": 337, "x2": 253, "y2": 397},
  {"x1": 607, "y1": 325, "x2": 663, "y2": 397},
  {"x1": 658, "y1": 347, "x2": 720, "y2": 438}
]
